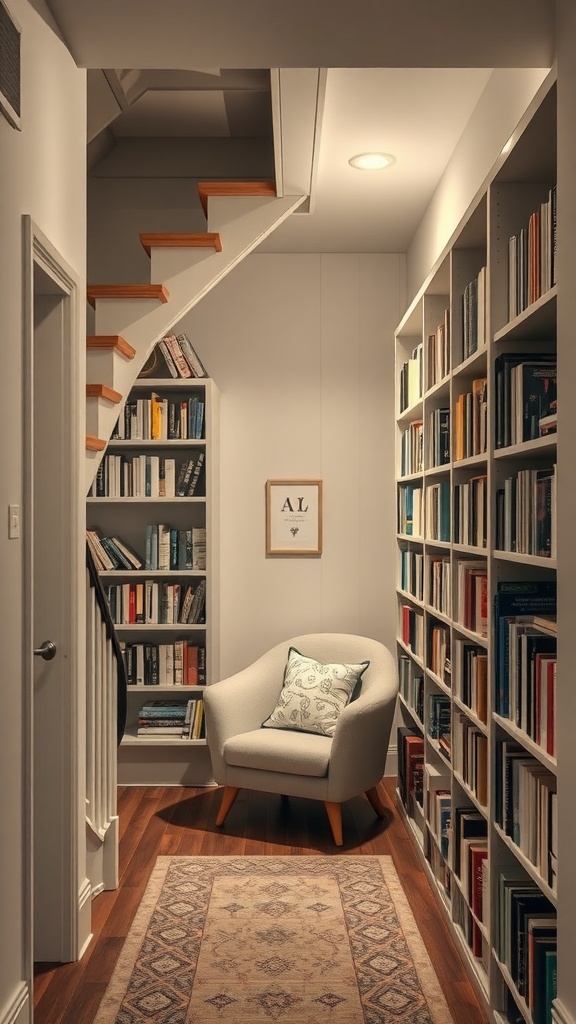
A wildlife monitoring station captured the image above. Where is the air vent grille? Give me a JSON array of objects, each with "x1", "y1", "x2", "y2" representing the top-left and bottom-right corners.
[{"x1": 0, "y1": 0, "x2": 21, "y2": 128}]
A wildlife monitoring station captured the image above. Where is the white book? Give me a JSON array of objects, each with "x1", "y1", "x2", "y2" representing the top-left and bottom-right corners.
[
  {"x1": 164, "y1": 458, "x2": 176, "y2": 498},
  {"x1": 150, "y1": 455, "x2": 160, "y2": 498},
  {"x1": 158, "y1": 523, "x2": 171, "y2": 571},
  {"x1": 192, "y1": 527, "x2": 207, "y2": 570}
]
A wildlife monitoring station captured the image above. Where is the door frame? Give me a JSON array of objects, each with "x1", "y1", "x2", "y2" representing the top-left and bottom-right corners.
[{"x1": 22, "y1": 216, "x2": 89, "y2": 970}]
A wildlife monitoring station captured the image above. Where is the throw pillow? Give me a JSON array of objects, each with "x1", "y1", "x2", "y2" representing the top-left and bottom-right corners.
[{"x1": 262, "y1": 646, "x2": 369, "y2": 737}]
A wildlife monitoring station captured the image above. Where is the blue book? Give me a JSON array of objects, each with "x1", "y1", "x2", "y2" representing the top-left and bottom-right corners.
[{"x1": 494, "y1": 581, "x2": 556, "y2": 717}]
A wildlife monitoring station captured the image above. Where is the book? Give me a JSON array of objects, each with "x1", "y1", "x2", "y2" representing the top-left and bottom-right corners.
[
  {"x1": 157, "y1": 337, "x2": 179, "y2": 378},
  {"x1": 176, "y1": 332, "x2": 208, "y2": 378},
  {"x1": 163, "y1": 334, "x2": 192, "y2": 378}
]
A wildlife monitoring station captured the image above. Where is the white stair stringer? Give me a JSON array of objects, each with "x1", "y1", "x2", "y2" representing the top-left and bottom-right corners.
[{"x1": 86, "y1": 191, "x2": 306, "y2": 494}]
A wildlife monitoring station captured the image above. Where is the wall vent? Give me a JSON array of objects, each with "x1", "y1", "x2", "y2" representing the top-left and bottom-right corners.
[{"x1": 0, "y1": 0, "x2": 21, "y2": 129}]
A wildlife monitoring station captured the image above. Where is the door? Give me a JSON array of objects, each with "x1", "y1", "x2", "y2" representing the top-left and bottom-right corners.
[{"x1": 22, "y1": 219, "x2": 89, "y2": 971}]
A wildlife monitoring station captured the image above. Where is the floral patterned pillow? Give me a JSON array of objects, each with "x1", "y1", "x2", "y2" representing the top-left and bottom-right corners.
[{"x1": 262, "y1": 646, "x2": 369, "y2": 737}]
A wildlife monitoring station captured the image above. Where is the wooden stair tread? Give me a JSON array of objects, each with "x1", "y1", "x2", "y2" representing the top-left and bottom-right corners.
[
  {"x1": 86, "y1": 384, "x2": 122, "y2": 404},
  {"x1": 86, "y1": 335, "x2": 136, "y2": 360},
  {"x1": 197, "y1": 181, "x2": 276, "y2": 217},
  {"x1": 140, "y1": 232, "x2": 222, "y2": 255},
  {"x1": 86, "y1": 284, "x2": 169, "y2": 308},
  {"x1": 86, "y1": 435, "x2": 106, "y2": 452}
]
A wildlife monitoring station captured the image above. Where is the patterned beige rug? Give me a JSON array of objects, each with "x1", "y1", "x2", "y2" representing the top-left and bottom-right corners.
[{"x1": 94, "y1": 856, "x2": 454, "y2": 1023}]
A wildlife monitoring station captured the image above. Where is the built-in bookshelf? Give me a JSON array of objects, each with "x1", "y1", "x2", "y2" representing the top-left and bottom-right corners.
[
  {"x1": 395, "y1": 72, "x2": 558, "y2": 1024},
  {"x1": 87, "y1": 341, "x2": 220, "y2": 785}
]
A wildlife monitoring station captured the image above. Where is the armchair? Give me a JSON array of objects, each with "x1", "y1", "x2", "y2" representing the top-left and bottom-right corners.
[{"x1": 203, "y1": 633, "x2": 398, "y2": 846}]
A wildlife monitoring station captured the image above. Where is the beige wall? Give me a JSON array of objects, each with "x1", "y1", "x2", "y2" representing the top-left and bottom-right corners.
[
  {"x1": 0, "y1": 1, "x2": 86, "y2": 1019},
  {"x1": 406, "y1": 68, "x2": 550, "y2": 304},
  {"x1": 177, "y1": 252, "x2": 404, "y2": 677}
]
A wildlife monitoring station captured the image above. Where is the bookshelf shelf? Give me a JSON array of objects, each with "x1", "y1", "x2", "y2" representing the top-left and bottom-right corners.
[
  {"x1": 87, "y1": 360, "x2": 220, "y2": 785},
  {"x1": 394, "y1": 71, "x2": 558, "y2": 1023}
]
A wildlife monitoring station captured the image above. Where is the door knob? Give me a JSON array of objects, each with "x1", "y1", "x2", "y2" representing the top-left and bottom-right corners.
[{"x1": 33, "y1": 640, "x2": 57, "y2": 661}]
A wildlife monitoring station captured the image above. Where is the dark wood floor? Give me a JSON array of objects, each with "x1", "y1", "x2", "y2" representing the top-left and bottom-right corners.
[{"x1": 34, "y1": 779, "x2": 489, "y2": 1023}]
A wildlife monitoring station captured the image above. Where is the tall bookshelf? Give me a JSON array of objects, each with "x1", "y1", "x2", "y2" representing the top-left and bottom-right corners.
[
  {"x1": 87, "y1": 361, "x2": 220, "y2": 786},
  {"x1": 395, "y1": 73, "x2": 558, "y2": 1023}
]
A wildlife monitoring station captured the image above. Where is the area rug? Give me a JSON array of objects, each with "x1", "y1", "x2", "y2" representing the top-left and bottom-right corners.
[{"x1": 94, "y1": 856, "x2": 454, "y2": 1023}]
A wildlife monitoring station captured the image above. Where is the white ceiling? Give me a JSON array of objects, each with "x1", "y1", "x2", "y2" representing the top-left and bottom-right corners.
[{"x1": 44, "y1": 0, "x2": 555, "y2": 253}]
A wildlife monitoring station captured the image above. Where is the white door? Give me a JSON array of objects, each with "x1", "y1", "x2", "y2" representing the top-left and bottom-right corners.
[{"x1": 23, "y1": 219, "x2": 88, "y2": 970}]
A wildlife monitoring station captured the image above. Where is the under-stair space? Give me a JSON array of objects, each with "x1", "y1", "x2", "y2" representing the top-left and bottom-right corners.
[{"x1": 84, "y1": 180, "x2": 305, "y2": 495}]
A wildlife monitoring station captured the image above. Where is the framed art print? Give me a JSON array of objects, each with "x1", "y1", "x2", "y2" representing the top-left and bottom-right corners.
[{"x1": 265, "y1": 479, "x2": 323, "y2": 556}]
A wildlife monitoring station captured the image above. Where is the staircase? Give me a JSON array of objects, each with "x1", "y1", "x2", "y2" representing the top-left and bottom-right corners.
[
  {"x1": 85, "y1": 180, "x2": 305, "y2": 494},
  {"x1": 83, "y1": 179, "x2": 305, "y2": 899}
]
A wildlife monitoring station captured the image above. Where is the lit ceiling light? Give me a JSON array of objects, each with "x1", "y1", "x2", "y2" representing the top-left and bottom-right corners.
[{"x1": 348, "y1": 152, "x2": 396, "y2": 170}]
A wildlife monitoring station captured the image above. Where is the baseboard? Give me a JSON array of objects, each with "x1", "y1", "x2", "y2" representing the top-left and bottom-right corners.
[
  {"x1": 384, "y1": 744, "x2": 398, "y2": 777},
  {"x1": 0, "y1": 982, "x2": 30, "y2": 1024},
  {"x1": 553, "y1": 999, "x2": 576, "y2": 1024}
]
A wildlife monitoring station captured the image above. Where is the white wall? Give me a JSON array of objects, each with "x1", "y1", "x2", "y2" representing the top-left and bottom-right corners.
[
  {"x1": 0, "y1": 1, "x2": 86, "y2": 1019},
  {"x1": 178, "y1": 252, "x2": 404, "y2": 677},
  {"x1": 406, "y1": 68, "x2": 550, "y2": 304}
]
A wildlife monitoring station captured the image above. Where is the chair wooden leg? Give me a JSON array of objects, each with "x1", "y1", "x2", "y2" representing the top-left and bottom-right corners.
[
  {"x1": 324, "y1": 801, "x2": 343, "y2": 846},
  {"x1": 365, "y1": 785, "x2": 386, "y2": 818},
  {"x1": 215, "y1": 786, "x2": 240, "y2": 826}
]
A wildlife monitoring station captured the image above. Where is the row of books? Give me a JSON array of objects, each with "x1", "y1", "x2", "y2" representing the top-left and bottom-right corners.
[
  {"x1": 453, "y1": 640, "x2": 488, "y2": 725},
  {"x1": 400, "y1": 604, "x2": 424, "y2": 659},
  {"x1": 425, "y1": 481, "x2": 450, "y2": 542},
  {"x1": 399, "y1": 548, "x2": 424, "y2": 600},
  {"x1": 424, "y1": 764, "x2": 451, "y2": 860},
  {"x1": 91, "y1": 452, "x2": 205, "y2": 499},
  {"x1": 496, "y1": 740, "x2": 557, "y2": 885},
  {"x1": 87, "y1": 529, "x2": 142, "y2": 572},
  {"x1": 397, "y1": 726, "x2": 424, "y2": 818},
  {"x1": 426, "y1": 309, "x2": 450, "y2": 389},
  {"x1": 106, "y1": 578, "x2": 206, "y2": 626},
  {"x1": 426, "y1": 407, "x2": 450, "y2": 467},
  {"x1": 453, "y1": 475, "x2": 487, "y2": 549},
  {"x1": 145, "y1": 524, "x2": 206, "y2": 572},
  {"x1": 508, "y1": 185, "x2": 557, "y2": 321},
  {"x1": 495, "y1": 352, "x2": 557, "y2": 448},
  {"x1": 113, "y1": 394, "x2": 205, "y2": 442},
  {"x1": 399, "y1": 342, "x2": 423, "y2": 412},
  {"x1": 137, "y1": 698, "x2": 205, "y2": 739},
  {"x1": 398, "y1": 483, "x2": 423, "y2": 537},
  {"x1": 123, "y1": 641, "x2": 206, "y2": 687},
  {"x1": 428, "y1": 622, "x2": 450, "y2": 682},
  {"x1": 452, "y1": 711, "x2": 488, "y2": 806},
  {"x1": 497, "y1": 870, "x2": 556, "y2": 1024},
  {"x1": 462, "y1": 267, "x2": 487, "y2": 360},
  {"x1": 495, "y1": 464, "x2": 556, "y2": 558},
  {"x1": 147, "y1": 333, "x2": 208, "y2": 381},
  {"x1": 428, "y1": 692, "x2": 450, "y2": 741},
  {"x1": 496, "y1": 613, "x2": 556, "y2": 755},
  {"x1": 399, "y1": 420, "x2": 423, "y2": 476},
  {"x1": 428, "y1": 556, "x2": 450, "y2": 616},
  {"x1": 454, "y1": 377, "x2": 487, "y2": 461},
  {"x1": 398, "y1": 656, "x2": 424, "y2": 723},
  {"x1": 456, "y1": 560, "x2": 487, "y2": 636}
]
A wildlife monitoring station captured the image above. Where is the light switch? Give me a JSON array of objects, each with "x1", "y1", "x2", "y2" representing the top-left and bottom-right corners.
[{"x1": 8, "y1": 504, "x2": 20, "y2": 539}]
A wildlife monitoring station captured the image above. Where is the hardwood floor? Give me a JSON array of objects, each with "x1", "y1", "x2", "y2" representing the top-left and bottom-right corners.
[{"x1": 34, "y1": 779, "x2": 489, "y2": 1023}]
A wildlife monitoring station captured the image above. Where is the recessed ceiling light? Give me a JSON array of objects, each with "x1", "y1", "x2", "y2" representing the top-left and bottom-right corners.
[{"x1": 348, "y1": 152, "x2": 396, "y2": 170}]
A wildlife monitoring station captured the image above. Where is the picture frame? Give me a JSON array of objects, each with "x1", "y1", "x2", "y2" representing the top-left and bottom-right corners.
[{"x1": 266, "y1": 479, "x2": 323, "y2": 556}]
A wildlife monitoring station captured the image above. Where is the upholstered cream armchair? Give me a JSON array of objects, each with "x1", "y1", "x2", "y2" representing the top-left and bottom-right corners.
[{"x1": 203, "y1": 633, "x2": 398, "y2": 846}]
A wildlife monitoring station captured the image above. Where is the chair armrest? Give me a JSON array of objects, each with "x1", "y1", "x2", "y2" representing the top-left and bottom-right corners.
[
  {"x1": 328, "y1": 653, "x2": 398, "y2": 801},
  {"x1": 204, "y1": 644, "x2": 289, "y2": 780}
]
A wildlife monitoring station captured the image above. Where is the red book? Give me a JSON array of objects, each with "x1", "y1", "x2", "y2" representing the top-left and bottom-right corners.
[
  {"x1": 186, "y1": 644, "x2": 199, "y2": 685},
  {"x1": 128, "y1": 584, "x2": 136, "y2": 624}
]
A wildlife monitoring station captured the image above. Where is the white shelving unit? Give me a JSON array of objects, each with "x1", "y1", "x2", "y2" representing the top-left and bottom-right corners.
[
  {"x1": 87, "y1": 373, "x2": 220, "y2": 786},
  {"x1": 395, "y1": 72, "x2": 558, "y2": 1023}
]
